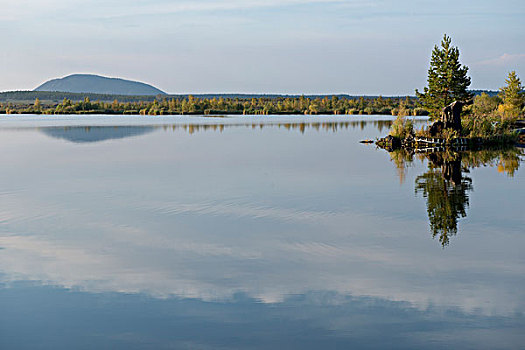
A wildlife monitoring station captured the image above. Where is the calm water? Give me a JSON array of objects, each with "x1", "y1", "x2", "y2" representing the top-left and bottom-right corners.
[{"x1": 0, "y1": 115, "x2": 524, "y2": 349}]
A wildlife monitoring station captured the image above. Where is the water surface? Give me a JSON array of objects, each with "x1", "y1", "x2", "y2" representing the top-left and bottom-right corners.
[{"x1": 0, "y1": 115, "x2": 523, "y2": 349}]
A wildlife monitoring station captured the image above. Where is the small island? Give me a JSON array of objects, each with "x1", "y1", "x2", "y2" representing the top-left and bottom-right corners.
[
  {"x1": 372, "y1": 35, "x2": 524, "y2": 247},
  {"x1": 377, "y1": 35, "x2": 525, "y2": 151}
]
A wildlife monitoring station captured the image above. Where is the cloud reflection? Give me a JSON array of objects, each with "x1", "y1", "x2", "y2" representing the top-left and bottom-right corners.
[{"x1": 0, "y1": 117, "x2": 523, "y2": 318}]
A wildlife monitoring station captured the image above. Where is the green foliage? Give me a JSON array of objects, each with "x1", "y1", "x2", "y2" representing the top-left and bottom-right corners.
[
  {"x1": 461, "y1": 72, "x2": 523, "y2": 138},
  {"x1": 498, "y1": 71, "x2": 524, "y2": 119},
  {"x1": 389, "y1": 115, "x2": 414, "y2": 139},
  {"x1": 473, "y1": 92, "x2": 499, "y2": 116},
  {"x1": 412, "y1": 107, "x2": 428, "y2": 116},
  {"x1": 389, "y1": 98, "x2": 415, "y2": 138},
  {"x1": 461, "y1": 114, "x2": 495, "y2": 137},
  {"x1": 416, "y1": 34, "x2": 472, "y2": 120},
  {"x1": 0, "y1": 91, "x2": 160, "y2": 104},
  {"x1": 440, "y1": 128, "x2": 460, "y2": 140},
  {"x1": 1, "y1": 94, "x2": 427, "y2": 116},
  {"x1": 396, "y1": 99, "x2": 410, "y2": 117}
]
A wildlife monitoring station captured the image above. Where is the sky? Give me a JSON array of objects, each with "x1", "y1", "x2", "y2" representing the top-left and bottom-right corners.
[{"x1": 1, "y1": 0, "x2": 524, "y2": 95}]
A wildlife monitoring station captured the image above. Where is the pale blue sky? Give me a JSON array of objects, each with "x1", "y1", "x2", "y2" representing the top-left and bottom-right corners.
[{"x1": 1, "y1": 0, "x2": 524, "y2": 94}]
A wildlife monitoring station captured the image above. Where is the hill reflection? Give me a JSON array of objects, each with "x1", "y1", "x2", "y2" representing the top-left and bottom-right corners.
[{"x1": 41, "y1": 126, "x2": 156, "y2": 143}]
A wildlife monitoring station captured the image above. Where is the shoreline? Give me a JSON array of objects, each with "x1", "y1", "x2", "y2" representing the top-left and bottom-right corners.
[{"x1": 0, "y1": 110, "x2": 402, "y2": 117}]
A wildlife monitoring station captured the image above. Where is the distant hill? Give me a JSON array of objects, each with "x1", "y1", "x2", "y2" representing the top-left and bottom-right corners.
[
  {"x1": 34, "y1": 74, "x2": 166, "y2": 96},
  {"x1": 0, "y1": 91, "x2": 160, "y2": 103}
]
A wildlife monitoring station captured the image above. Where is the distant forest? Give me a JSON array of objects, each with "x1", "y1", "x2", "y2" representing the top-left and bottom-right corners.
[{"x1": 0, "y1": 90, "x2": 497, "y2": 116}]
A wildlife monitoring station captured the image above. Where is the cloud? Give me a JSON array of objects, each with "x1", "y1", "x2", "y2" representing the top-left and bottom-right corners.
[
  {"x1": 91, "y1": 0, "x2": 350, "y2": 21},
  {"x1": 0, "y1": 0, "x2": 79, "y2": 20},
  {"x1": 0, "y1": 0, "x2": 348, "y2": 21},
  {"x1": 473, "y1": 53, "x2": 525, "y2": 67}
]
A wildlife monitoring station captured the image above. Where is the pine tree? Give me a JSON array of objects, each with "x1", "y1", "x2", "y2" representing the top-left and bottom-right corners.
[
  {"x1": 498, "y1": 71, "x2": 524, "y2": 118},
  {"x1": 416, "y1": 35, "x2": 472, "y2": 120}
]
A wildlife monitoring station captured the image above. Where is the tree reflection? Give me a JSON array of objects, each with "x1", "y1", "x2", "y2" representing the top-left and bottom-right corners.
[
  {"x1": 415, "y1": 152, "x2": 472, "y2": 247},
  {"x1": 42, "y1": 120, "x2": 397, "y2": 143},
  {"x1": 388, "y1": 148, "x2": 415, "y2": 185},
  {"x1": 389, "y1": 147, "x2": 523, "y2": 247}
]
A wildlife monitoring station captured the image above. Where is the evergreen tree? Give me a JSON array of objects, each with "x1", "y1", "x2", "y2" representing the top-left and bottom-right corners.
[
  {"x1": 499, "y1": 71, "x2": 524, "y2": 118},
  {"x1": 416, "y1": 34, "x2": 472, "y2": 120}
]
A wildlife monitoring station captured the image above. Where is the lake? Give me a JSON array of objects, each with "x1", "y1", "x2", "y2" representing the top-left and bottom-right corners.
[{"x1": 0, "y1": 115, "x2": 524, "y2": 349}]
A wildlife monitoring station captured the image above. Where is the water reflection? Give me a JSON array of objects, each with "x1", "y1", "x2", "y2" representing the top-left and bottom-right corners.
[
  {"x1": 42, "y1": 126, "x2": 155, "y2": 143},
  {"x1": 38, "y1": 119, "x2": 394, "y2": 143},
  {"x1": 390, "y1": 147, "x2": 524, "y2": 246},
  {"x1": 415, "y1": 152, "x2": 472, "y2": 247},
  {"x1": 0, "y1": 116, "x2": 524, "y2": 349},
  {"x1": 157, "y1": 120, "x2": 393, "y2": 135}
]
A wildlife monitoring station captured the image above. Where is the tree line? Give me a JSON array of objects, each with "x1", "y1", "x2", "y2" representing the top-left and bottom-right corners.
[{"x1": 0, "y1": 94, "x2": 431, "y2": 116}]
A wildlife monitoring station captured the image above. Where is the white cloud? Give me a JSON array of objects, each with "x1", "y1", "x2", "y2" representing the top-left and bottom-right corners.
[
  {"x1": 473, "y1": 53, "x2": 525, "y2": 67},
  {"x1": 0, "y1": 0, "x2": 348, "y2": 21},
  {"x1": 0, "y1": 0, "x2": 81, "y2": 20}
]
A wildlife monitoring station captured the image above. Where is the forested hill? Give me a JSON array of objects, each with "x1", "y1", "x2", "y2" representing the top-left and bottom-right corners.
[
  {"x1": 0, "y1": 91, "x2": 163, "y2": 103},
  {"x1": 34, "y1": 74, "x2": 166, "y2": 96},
  {"x1": 0, "y1": 90, "x2": 498, "y2": 104},
  {"x1": 0, "y1": 91, "x2": 397, "y2": 103},
  {"x1": 1, "y1": 91, "x2": 383, "y2": 102}
]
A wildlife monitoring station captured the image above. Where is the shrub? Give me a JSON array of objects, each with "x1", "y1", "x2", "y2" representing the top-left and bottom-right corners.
[
  {"x1": 441, "y1": 128, "x2": 459, "y2": 141},
  {"x1": 380, "y1": 107, "x2": 392, "y2": 115},
  {"x1": 363, "y1": 107, "x2": 374, "y2": 115},
  {"x1": 473, "y1": 93, "x2": 499, "y2": 116},
  {"x1": 390, "y1": 115, "x2": 414, "y2": 139},
  {"x1": 412, "y1": 108, "x2": 428, "y2": 116}
]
